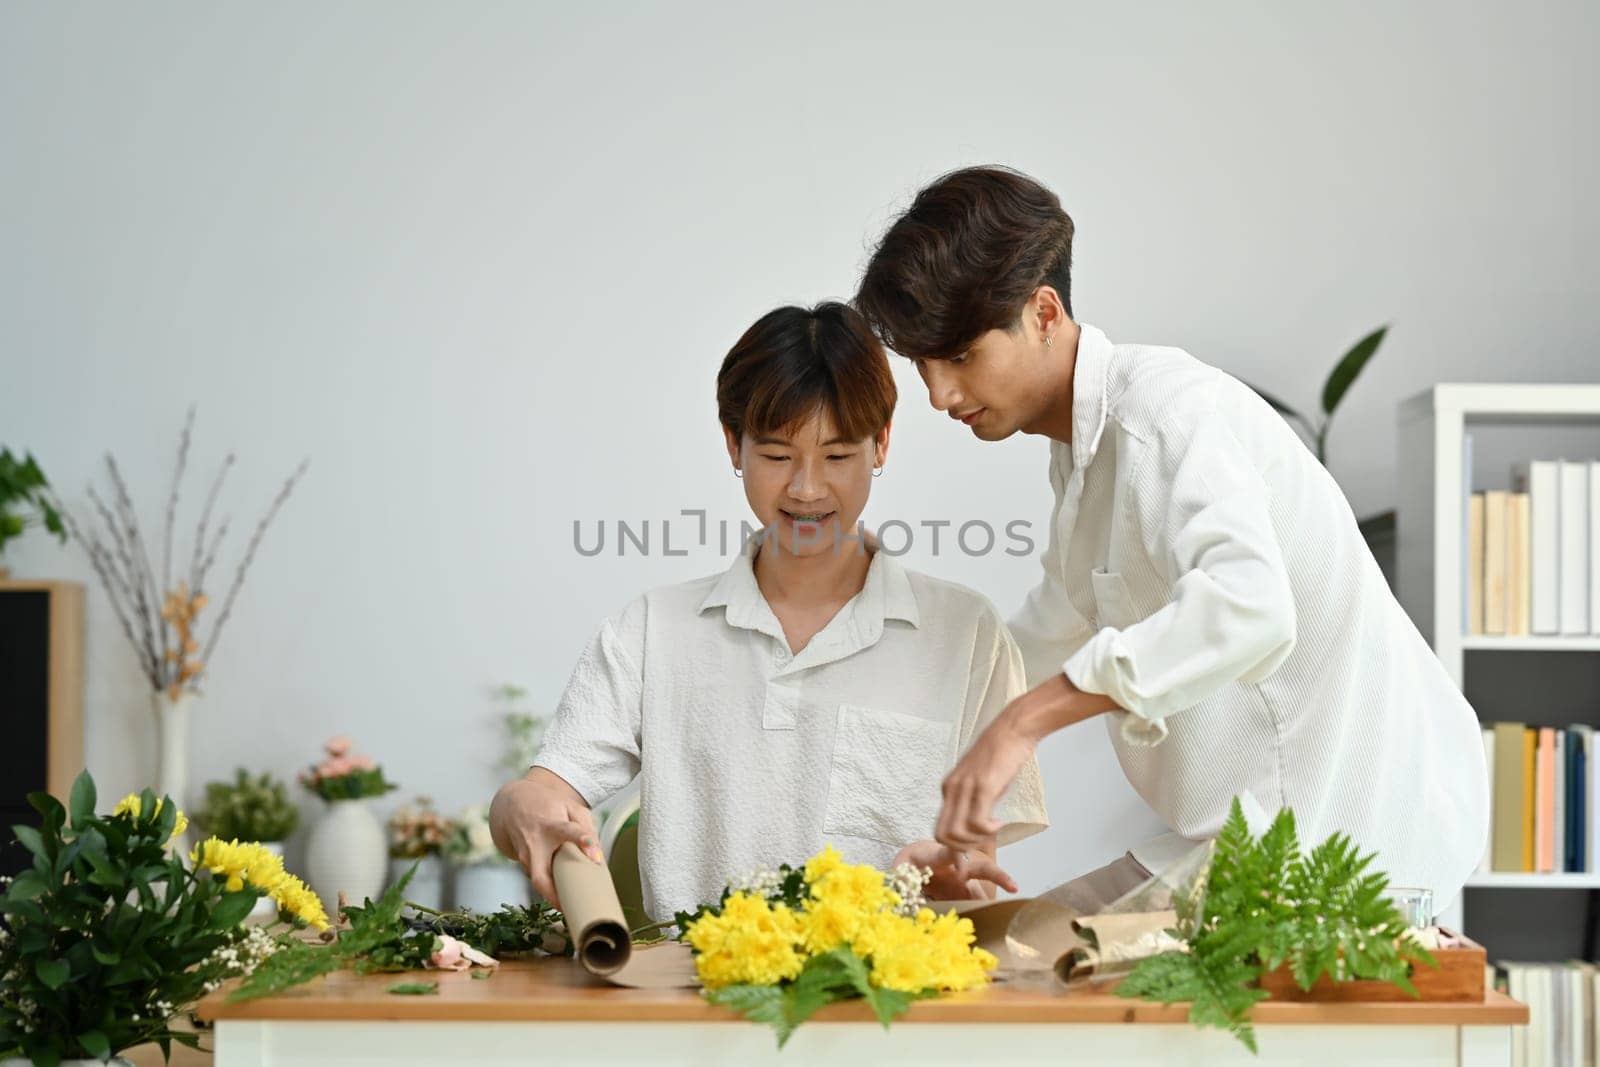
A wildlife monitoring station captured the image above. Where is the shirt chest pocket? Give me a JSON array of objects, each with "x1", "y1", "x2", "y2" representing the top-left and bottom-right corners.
[
  {"x1": 1090, "y1": 568, "x2": 1138, "y2": 630},
  {"x1": 823, "y1": 704, "x2": 954, "y2": 846}
]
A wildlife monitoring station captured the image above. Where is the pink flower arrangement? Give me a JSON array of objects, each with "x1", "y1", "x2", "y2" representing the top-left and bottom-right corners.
[
  {"x1": 387, "y1": 797, "x2": 452, "y2": 859},
  {"x1": 299, "y1": 736, "x2": 397, "y2": 802}
]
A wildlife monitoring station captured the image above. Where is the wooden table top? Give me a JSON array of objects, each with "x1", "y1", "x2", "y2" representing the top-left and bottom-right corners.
[{"x1": 196, "y1": 956, "x2": 1529, "y2": 1027}]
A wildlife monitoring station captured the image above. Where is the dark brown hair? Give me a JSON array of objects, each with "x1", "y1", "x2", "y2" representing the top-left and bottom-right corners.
[
  {"x1": 716, "y1": 302, "x2": 897, "y2": 443},
  {"x1": 854, "y1": 165, "x2": 1075, "y2": 359}
]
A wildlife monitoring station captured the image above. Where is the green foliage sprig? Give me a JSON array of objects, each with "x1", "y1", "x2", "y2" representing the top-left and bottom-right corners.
[
  {"x1": 229, "y1": 866, "x2": 569, "y2": 1002},
  {"x1": 1116, "y1": 798, "x2": 1435, "y2": 1052}
]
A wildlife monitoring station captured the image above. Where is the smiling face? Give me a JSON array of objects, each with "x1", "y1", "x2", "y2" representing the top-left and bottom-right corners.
[
  {"x1": 724, "y1": 410, "x2": 888, "y2": 558},
  {"x1": 911, "y1": 287, "x2": 1072, "y2": 441},
  {"x1": 715, "y1": 302, "x2": 899, "y2": 557}
]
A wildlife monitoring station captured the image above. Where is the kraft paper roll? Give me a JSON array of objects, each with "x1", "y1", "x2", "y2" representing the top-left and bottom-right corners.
[{"x1": 551, "y1": 841, "x2": 698, "y2": 989}]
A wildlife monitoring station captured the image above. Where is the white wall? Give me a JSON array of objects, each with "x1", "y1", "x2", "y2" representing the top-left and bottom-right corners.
[{"x1": 2, "y1": 0, "x2": 1596, "y2": 893}]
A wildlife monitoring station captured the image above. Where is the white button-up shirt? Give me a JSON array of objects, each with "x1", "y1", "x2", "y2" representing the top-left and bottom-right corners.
[
  {"x1": 1010, "y1": 323, "x2": 1488, "y2": 906},
  {"x1": 535, "y1": 541, "x2": 1049, "y2": 921}
]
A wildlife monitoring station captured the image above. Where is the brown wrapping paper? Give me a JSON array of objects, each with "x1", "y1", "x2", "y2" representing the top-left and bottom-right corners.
[
  {"x1": 933, "y1": 899, "x2": 1185, "y2": 986},
  {"x1": 550, "y1": 842, "x2": 698, "y2": 988},
  {"x1": 1063, "y1": 910, "x2": 1183, "y2": 983}
]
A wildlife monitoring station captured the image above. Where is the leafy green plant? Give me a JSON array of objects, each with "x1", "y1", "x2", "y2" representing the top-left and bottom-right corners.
[
  {"x1": 229, "y1": 866, "x2": 568, "y2": 1002},
  {"x1": 0, "y1": 448, "x2": 65, "y2": 563},
  {"x1": 0, "y1": 773, "x2": 295, "y2": 1067},
  {"x1": 195, "y1": 768, "x2": 300, "y2": 842},
  {"x1": 1250, "y1": 326, "x2": 1387, "y2": 463},
  {"x1": 403, "y1": 899, "x2": 567, "y2": 958},
  {"x1": 1116, "y1": 798, "x2": 1434, "y2": 1052}
]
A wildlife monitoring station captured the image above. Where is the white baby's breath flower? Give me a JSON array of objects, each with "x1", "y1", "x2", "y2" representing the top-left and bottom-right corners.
[{"x1": 888, "y1": 862, "x2": 932, "y2": 916}]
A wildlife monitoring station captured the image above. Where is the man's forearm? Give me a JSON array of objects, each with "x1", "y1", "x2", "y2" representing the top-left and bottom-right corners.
[{"x1": 1010, "y1": 670, "x2": 1121, "y2": 742}]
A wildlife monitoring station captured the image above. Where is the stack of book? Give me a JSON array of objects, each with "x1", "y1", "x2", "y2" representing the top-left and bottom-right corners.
[
  {"x1": 1467, "y1": 459, "x2": 1600, "y2": 637},
  {"x1": 1483, "y1": 723, "x2": 1597, "y2": 874},
  {"x1": 1495, "y1": 961, "x2": 1598, "y2": 1067}
]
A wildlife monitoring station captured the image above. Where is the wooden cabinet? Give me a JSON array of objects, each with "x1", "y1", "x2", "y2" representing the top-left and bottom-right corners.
[{"x1": 0, "y1": 580, "x2": 84, "y2": 876}]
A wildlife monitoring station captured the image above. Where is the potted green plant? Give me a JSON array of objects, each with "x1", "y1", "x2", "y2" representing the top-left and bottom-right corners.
[
  {"x1": 299, "y1": 736, "x2": 397, "y2": 917},
  {"x1": 386, "y1": 797, "x2": 450, "y2": 911},
  {"x1": 0, "y1": 449, "x2": 66, "y2": 579},
  {"x1": 195, "y1": 769, "x2": 301, "y2": 919},
  {"x1": 0, "y1": 772, "x2": 326, "y2": 1067}
]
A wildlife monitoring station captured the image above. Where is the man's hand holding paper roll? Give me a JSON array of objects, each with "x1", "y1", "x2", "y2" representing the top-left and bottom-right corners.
[{"x1": 489, "y1": 767, "x2": 604, "y2": 907}]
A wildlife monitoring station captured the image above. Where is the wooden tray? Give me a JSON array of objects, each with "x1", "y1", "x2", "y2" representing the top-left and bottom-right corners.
[{"x1": 1258, "y1": 930, "x2": 1486, "y2": 1003}]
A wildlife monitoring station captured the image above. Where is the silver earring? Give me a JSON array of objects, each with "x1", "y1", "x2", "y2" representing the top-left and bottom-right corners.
[
  {"x1": 734, "y1": 468, "x2": 743, "y2": 478},
  {"x1": 872, "y1": 466, "x2": 884, "y2": 478},
  {"x1": 1045, "y1": 332, "x2": 1054, "y2": 348}
]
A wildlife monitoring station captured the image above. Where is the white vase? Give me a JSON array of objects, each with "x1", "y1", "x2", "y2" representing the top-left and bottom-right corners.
[
  {"x1": 305, "y1": 798, "x2": 387, "y2": 917},
  {"x1": 152, "y1": 690, "x2": 195, "y2": 853},
  {"x1": 452, "y1": 861, "x2": 530, "y2": 915},
  {"x1": 388, "y1": 853, "x2": 446, "y2": 912}
]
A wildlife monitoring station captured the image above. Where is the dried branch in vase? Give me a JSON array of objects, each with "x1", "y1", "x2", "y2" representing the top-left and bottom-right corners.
[{"x1": 55, "y1": 406, "x2": 308, "y2": 696}]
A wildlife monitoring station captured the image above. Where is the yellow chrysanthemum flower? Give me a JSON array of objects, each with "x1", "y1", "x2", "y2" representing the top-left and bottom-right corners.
[
  {"x1": 685, "y1": 846, "x2": 998, "y2": 999},
  {"x1": 112, "y1": 793, "x2": 188, "y2": 843},
  {"x1": 803, "y1": 844, "x2": 845, "y2": 884},
  {"x1": 685, "y1": 892, "x2": 806, "y2": 988},
  {"x1": 190, "y1": 836, "x2": 330, "y2": 930}
]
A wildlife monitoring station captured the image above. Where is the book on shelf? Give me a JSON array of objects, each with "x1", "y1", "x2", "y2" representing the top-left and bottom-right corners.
[
  {"x1": 1470, "y1": 494, "x2": 1486, "y2": 637},
  {"x1": 1469, "y1": 458, "x2": 1600, "y2": 639},
  {"x1": 1562, "y1": 460, "x2": 1592, "y2": 636},
  {"x1": 1511, "y1": 492, "x2": 1533, "y2": 636},
  {"x1": 1487, "y1": 491, "x2": 1510, "y2": 635},
  {"x1": 1495, "y1": 960, "x2": 1595, "y2": 1067},
  {"x1": 1592, "y1": 461, "x2": 1600, "y2": 638},
  {"x1": 1485, "y1": 722, "x2": 1600, "y2": 876}
]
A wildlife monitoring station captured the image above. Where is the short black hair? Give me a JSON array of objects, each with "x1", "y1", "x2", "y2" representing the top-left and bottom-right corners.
[
  {"x1": 716, "y1": 302, "x2": 897, "y2": 442},
  {"x1": 855, "y1": 165, "x2": 1075, "y2": 359}
]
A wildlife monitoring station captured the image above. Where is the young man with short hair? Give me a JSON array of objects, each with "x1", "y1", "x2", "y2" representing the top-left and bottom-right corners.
[{"x1": 854, "y1": 166, "x2": 1486, "y2": 910}]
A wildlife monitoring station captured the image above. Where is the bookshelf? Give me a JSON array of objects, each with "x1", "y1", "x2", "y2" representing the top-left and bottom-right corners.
[{"x1": 1397, "y1": 383, "x2": 1600, "y2": 943}]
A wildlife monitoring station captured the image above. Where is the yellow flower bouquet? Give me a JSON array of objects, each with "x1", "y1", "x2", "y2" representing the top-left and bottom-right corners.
[{"x1": 676, "y1": 845, "x2": 996, "y2": 1047}]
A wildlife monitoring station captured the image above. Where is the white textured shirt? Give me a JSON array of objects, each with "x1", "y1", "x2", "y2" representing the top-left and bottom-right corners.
[
  {"x1": 534, "y1": 540, "x2": 1050, "y2": 922},
  {"x1": 1009, "y1": 323, "x2": 1488, "y2": 907}
]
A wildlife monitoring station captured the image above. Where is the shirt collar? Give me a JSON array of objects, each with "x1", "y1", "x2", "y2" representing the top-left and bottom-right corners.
[
  {"x1": 697, "y1": 534, "x2": 921, "y2": 639},
  {"x1": 1067, "y1": 322, "x2": 1115, "y2": 471}
]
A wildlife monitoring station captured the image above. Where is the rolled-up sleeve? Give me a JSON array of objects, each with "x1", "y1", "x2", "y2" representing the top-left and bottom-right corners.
[
  {"x1": 531, "y1": 600, "x2": 646, "y2": 807},
  {"x1": 1062, "y1": 410, "x2": 1297, "y2": 746}
]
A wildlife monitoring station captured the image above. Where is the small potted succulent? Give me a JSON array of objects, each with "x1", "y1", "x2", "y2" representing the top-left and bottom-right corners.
[
  {"x1": 299, "y1": 736, "x2": 397, "y2": 915},
  {"x1": 194, "y1": 769, "x2": 301, "y2": 919},
  {"x1": 386, "y1": 797, "x2": 450, "y2": 911}
]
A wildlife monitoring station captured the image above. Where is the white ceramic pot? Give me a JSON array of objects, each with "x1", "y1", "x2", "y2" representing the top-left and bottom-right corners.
[
  {"x1": 452, "y1": 861, "x2": 530, "y2": 915},
  {"x1": 388, "y1": 853, "x2": 446, "y2": 911},
  {"x1": 304, "y1": 797, "x2": 387, "y2": 915}
]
